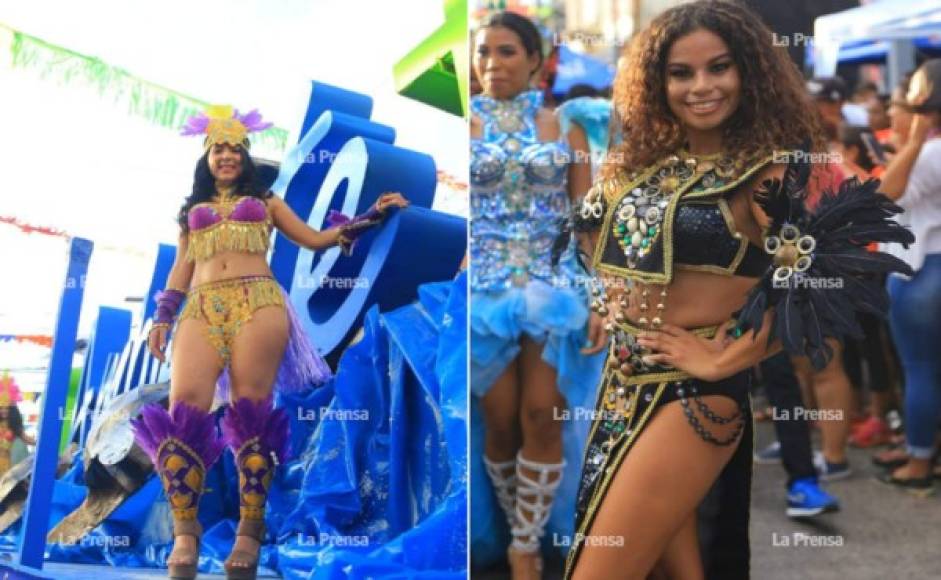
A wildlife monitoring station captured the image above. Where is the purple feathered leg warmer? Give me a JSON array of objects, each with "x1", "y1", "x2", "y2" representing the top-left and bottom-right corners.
[
  {"x1": 131, "y1": 401, "x2": 225, "y2": 537},
  {"x1": 221, "y1": 395, "x2": 290, "y2": 539}
]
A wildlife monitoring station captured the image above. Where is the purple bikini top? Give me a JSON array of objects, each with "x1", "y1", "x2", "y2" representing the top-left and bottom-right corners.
[{"x1": 188, "y1": 196, "x2": 268, "y2": 230}]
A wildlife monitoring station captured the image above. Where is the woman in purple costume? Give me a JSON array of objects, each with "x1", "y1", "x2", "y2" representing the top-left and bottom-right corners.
[{"x1": 131, "y1": 105, "x2": 408, "y2": 580}]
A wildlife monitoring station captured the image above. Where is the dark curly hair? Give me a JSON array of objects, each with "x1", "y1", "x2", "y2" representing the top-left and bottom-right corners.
[
  {"x1": 604, "y1": 0, "x2": 824, "y2": 176},
  {"x1": 177, "y1": 145, "x2": 272, "y2": 233}
]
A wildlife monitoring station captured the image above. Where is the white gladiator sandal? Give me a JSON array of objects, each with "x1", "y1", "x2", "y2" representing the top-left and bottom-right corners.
[
  {"x1": 483, "y1": 455, "x2": 518, "y2": 531},
  {"x1": 509, "y1": 453, "x2": 566, "y2": 577}
]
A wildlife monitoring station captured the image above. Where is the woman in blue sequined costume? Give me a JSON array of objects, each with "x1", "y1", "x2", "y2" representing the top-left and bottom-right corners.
[{"x1": 470, "y1": 11, "x2": 606, "y2": 578}]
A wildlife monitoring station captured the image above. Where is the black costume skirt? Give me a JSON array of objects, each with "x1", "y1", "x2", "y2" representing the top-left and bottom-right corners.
[{"x1": 563, "y1": 321, "x2": 753, "y2": 580}]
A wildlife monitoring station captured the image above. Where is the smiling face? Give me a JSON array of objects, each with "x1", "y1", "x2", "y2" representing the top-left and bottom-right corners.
[
  {"x1": 664, "y1": 28, "x2": 741, "y2": 150},
  {"x1": 474, "y1": 25, "x2": 540, "y2": 100},
  {"x1": 207, "y1": 142, "x2": 244, "y2": 185}
]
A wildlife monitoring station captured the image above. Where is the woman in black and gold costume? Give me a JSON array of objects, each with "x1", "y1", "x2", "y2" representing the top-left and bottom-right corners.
[{"x1": 563, "y1": 2, "x2": 913, "y2": 579}]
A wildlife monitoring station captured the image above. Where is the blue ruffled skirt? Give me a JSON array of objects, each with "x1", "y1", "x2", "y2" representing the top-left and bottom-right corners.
[
  {"x1": 470, "y1": 276, "x2": 606, "y2": 565},
  {"x1": 471, "y1": 279, "x2": 598, "y2": 402}
]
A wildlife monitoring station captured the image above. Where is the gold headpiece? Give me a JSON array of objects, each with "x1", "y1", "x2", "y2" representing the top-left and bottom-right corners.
[{"x1": 180, "y1": 105, "x2": 272, "y2": 150}]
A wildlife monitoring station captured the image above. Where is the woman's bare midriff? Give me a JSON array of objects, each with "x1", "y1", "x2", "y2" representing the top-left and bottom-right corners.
[
  {"x1": 189, "y1": 251, "x2": 273, "y2": 287},
  {"x1": 613, "y1": 269, "x2": 758, "y2": 330}
]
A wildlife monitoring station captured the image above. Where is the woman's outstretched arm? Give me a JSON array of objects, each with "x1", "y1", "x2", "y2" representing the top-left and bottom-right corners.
[
  {"x1": 268, "y1": 196, "x2": 344, "y2": 251},
  {"x1": 269, "y1": 193, "x2": 409, "y2": 252}
]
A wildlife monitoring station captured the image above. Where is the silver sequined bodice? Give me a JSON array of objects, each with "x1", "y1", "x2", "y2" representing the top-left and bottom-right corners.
[{"x1": 470, "y1": 91, "x2": 575, "y2": 291}]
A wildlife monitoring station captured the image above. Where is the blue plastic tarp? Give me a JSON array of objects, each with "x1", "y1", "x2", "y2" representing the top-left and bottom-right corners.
[{"x1": 0, "y1": 273, "x2": 469, "y2": 578}]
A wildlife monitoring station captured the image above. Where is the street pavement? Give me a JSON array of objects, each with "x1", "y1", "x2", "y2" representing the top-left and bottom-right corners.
[{"x1": 473, "y1": 420, "x2": 941, "y2": 579}]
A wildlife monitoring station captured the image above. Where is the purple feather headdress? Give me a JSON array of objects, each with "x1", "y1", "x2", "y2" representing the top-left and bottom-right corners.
[{"x1": 180, "y1": 104, "x2": 273, "y2": 150}]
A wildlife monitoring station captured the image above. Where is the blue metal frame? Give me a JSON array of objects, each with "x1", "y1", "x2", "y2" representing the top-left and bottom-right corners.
[
  {"x1": 17, "y1": 237, "x2": 93, "y2": 569},
  {"x1": 140, "y1": 244, "x2": 176, "y2": 323}
]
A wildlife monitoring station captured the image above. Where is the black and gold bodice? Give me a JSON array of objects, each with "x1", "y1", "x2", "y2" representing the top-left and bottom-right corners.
[{"x1": 585, "y1": 151, "x2": 776, "y2": 284}]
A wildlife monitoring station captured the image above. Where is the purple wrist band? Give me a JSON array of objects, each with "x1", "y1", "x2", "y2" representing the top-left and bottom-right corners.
[
  {"x1": 326, "y1": 204, "x2": 386, "y2": 242},
  {"x1": 155, "y1": 289, "x2": 186, "y2": 324},
  {"x1": 325, "y1": 209, "x2": 352, "y2": 229},
  {"x1": 324, "y1": 201, "x2": 393, "y2": 256}
]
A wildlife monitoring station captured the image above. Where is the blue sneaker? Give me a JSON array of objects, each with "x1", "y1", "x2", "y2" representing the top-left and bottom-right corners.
[
  {"x1": 754, "y1": 441, "x2": 782, "y2": 465},
  {"x1": 786, "y1": 477, "x2": 840, "y2": 518}
]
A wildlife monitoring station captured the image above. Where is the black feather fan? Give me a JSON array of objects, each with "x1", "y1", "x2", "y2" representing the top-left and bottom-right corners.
[{"x1": 738, "y1": 159, "x2": 914, "y2": 370}]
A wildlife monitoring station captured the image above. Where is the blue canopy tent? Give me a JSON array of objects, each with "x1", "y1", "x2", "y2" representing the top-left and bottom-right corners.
[
  {"x1": 805, "y1": 37, "x2": 941, "y2": 68},
  {"x1": 551, "y1": 44, "x2": 615, "y2": 99},
  {"x1": 813, "y1": 0, "x2": 941, "y2": 88}
]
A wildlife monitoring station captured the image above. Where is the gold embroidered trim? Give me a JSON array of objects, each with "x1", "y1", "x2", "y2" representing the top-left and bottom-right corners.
[
  {"x1": 719, "y1": 197, "x2": 750, "y2": 275},
  {"x1": 681, "y1": 154, "x2": 776, "y2": 200},
  {"x1": 592, "y1": 153, "x2": 775, "y2": 285},
  {"x1": 564, "y1": 381, "x2": 669, "y2": 579},
  {"x1": 673, "y1": 198, "x2": 751, "y2": 276},
  {"x1": 596, "y1": 168, "x2": 657, "y2": 205}
]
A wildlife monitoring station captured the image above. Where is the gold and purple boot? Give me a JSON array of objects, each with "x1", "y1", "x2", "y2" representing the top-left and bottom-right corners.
[
  {"x1": 132, "y1": 401, "x2": 225, "y2": 580},
  {"x1": 220, "y1": 395, "x2": 290, "y2": 580}
]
